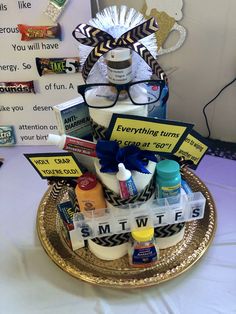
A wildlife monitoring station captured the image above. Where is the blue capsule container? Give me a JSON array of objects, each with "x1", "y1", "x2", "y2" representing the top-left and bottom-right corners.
[{"x1": 156, "y1": 159, "x2": 181, "y2": 199}]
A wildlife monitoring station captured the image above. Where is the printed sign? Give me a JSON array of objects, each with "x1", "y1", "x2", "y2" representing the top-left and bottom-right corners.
[
  {"x1": 175, "y1": 129, "x2": 209, "y2": 168},
  {"x1": 24, "y1": 152, "x2": 83, "y2": 179},
  {"x1": 0, "y1": 0, "x2": 91, "y2": 145},
  {"x1": 107, "y1": 114, "x2": 193, "y2": 154}
]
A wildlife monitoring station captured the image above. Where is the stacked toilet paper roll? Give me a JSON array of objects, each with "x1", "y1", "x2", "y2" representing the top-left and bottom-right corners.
[
  {"x1": 87, "y1": 93, "x2": 156, "y2": 259},
  {"x1": 88, "y1": 159, "x2": 156, "y2": 260},
  {"x1": 94, "y1": 159, "x2": 156, "y2": 211},
  {"x1": 89, "y1": 102, "x2": 148, "y2": 128},
  {"x1": 88, "y1": 233, "x2": 130, "y2": 261},
  {"x1": 94, "y1": 159, "x2": 155, "y2": 195},
  {"x1": 89, "y1": 97, "x2": 148, "y2": 129},
  {"x1": 155, "y1": 224, "x2": 185, "y2": 249},
  {"x1": 154, "y1": 189, "x2": 187, "y2": 249},
  {"x1": 89, "y1": 90, "x2": 154, "y2": 209}
]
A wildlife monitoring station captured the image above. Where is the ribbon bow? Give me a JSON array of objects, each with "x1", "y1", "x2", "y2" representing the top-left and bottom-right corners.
[
  {"x1": 96, "y1": 140, "x2": 157, "y2": 174},
  {"x1": 72, "y1": 18, "x2": 168, "y2": 84}
]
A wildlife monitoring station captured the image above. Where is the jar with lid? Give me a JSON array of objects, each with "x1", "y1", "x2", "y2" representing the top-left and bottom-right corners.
[
  {"x1": 75, "y1": 173, "x2": 106, "y2": 218},
  {"x1": 106, "y1": 48, "x2": 132, "y2": 85},
  {"x1": 128, "y1": 227, "x2": 159, "y2": 268},
  {"x1": 155, "y1": 159, "x2": 181, "y2": 200}
]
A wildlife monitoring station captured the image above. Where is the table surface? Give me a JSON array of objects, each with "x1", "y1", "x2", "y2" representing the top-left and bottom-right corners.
[{"x1": 0, "y1": 146, "x2": 236, "y2": 314}]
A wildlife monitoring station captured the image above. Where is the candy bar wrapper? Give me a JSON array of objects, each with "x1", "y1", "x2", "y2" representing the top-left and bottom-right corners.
[
  {"x1": 18, "y1": 23, "x2": 61, "y2": 41},
  {"x1": 36, "y1": 57, "x2": 80, "y2": 76},
  {"x1": 0, "y1": 126, "x2": 16, "y2": 146},
  {"x1": 45, "y1": 0, "x2": 69, "y2": 22},
  {"x1": 0, "y1": 81, "x2": 35, "y2": 93}
]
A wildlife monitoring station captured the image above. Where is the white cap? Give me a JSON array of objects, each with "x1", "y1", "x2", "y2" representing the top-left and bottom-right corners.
[
  {"x1": 47, "y1": 133, "x2": 62, "y2": 146},
  {"x1": 116, "y1": 163, "x2": 131, "y2": 181},
  {"x1": 106, "y1": 48, "x2": 132, "y2": 62}
]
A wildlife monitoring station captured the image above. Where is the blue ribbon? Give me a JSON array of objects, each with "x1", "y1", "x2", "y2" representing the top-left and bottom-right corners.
[{"x1": 96, "y1": 140, "x2": 157, "y2": 174}]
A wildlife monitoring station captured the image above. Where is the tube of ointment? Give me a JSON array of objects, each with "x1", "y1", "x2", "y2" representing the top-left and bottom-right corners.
[
  {"x1": 47, "y1": 134, "x2": 97, "y2": 157},
  {"x1": 181, "y1": 179, "x2": 193, "y2": 194},
  {"x1": 116, "y1": 163, "x2": 138, "y2": 199}
]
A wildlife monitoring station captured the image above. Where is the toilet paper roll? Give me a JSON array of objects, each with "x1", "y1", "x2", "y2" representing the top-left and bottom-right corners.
[
  {"x1": 155, "y1": 226, "x2": 185, "y2": 249},
  {"x1": 106, "y1": 192, "x2": 155, "y2": 213},
  {"x1": 154, "y1": 189, "x2": 187, "y2": 249},
  {"x1": 94, "y1": 159, "x2": 156, "y2": 194},
  {"x1": 89, "y1": 99, "x2": 148, "y2": 129},
  {"x1": 88, "y1": 239, "x2": 128, "y2": 260},
  {"x1": 95, "y1": 159, "x2": 156, "y2": 211}
]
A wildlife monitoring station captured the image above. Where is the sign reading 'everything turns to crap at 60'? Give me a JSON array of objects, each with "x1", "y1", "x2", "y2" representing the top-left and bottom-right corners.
[{"x1": 107, "y1": 114, "x2": 193, "y2": 154}]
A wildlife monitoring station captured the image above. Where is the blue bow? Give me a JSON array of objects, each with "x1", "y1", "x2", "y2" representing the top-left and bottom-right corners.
[{"x1": 96, "y1": 140, "x2": 157, "y2": 174}]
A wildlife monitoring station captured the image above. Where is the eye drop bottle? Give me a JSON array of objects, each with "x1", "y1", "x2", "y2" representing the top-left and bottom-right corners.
[{"x1": 116, "y1": 163, "x2": 138, "y2": 199}]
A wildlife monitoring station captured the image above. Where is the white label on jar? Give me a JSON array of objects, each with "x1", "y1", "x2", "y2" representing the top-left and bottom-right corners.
[{"x1": 107, "y1": 65, "x2": 132, "y2": 84}]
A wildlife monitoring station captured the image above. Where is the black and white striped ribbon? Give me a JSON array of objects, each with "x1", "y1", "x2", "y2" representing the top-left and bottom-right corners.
[
  {"x1": 103, "y1": 177, "x2": 155, "y2": 207},
  {"x1": 72, "y1": 17, "x2": 168, "y2": 84},
  {"x1": 49, "y1": 180, "x2": 68, "y2": 201},
  {"x1": 91, "y1": 232, "x2": 130, "y2": 247},
  {"x1": 90, "y1": 117, "x2": 108, "y2": 141},
  {"x1": 154, "y1": 223, "x2": 185, "y2": 238}
]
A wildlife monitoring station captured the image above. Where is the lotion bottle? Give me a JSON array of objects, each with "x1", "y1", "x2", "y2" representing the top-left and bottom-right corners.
[{"x1": 75, "y1": 173, "x2": 106, "y2": 217}]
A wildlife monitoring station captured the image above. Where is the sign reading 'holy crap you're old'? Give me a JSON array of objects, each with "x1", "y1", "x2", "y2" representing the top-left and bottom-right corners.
[{"x1": 24, "y1": 152, "x2": 83, "y2": 179}]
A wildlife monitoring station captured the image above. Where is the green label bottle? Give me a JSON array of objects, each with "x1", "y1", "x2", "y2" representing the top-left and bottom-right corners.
[{"x1": 156, "y1": 159, "x2": 181, "y2": 200}]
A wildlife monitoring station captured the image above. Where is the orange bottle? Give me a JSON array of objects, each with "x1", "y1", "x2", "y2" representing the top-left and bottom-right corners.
[{"x1": 75, "y1": 173, "x2": 106, "y2": 218}]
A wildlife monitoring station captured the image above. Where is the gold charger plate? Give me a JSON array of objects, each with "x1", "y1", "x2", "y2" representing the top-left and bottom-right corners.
[{"x1": 37, "y1": 168, "x2": 216, "y2": 288}]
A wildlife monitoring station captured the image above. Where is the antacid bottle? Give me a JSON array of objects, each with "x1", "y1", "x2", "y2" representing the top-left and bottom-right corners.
[{"x1": 129, "y1": 227, "x2": 159, "y2": 268}]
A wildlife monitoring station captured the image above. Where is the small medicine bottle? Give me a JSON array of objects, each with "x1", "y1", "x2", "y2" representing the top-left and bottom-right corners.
[
  {"x1": 129, "y1": 227, "x2": 159, "y2": 268},
  {"x1": 106, "y1": 48, "x2": 132, "y2": 85},
  {"x1": 155, "y1": 159, "x2": 181, "y2": 199},
  {"x1": 116, "y1": 163, "x2": 138, "y2": 199},
  {"x1": 75, "y1": 173, "x2": 106, "y2": 218}
]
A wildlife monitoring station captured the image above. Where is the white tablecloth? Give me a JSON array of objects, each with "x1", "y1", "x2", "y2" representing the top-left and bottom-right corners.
[{"x1": 0, "y1": 146, "x2": 236, "y2": 314}]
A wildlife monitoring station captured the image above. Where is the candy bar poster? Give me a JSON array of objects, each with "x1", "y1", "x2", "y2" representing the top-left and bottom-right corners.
[{"x1": 0, "y1": 0, "x2": 91, "y2": 145}]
